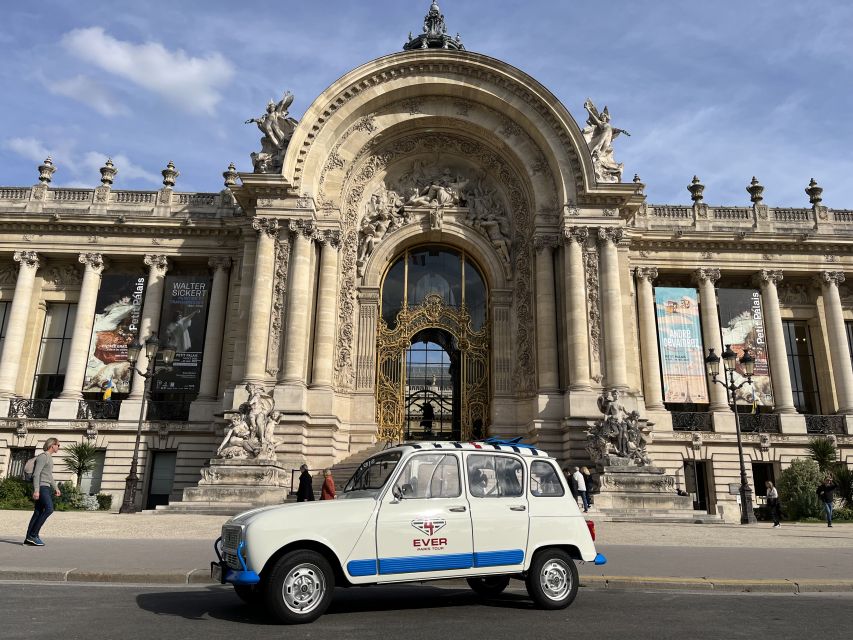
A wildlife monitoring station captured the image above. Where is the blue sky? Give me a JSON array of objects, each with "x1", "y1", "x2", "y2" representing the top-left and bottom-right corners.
[{"x1": 1, "y1": 1, "x2": 851, "y2": 207}]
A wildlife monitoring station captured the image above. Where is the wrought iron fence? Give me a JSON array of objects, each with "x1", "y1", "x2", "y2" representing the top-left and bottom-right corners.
[
  {"x1": 77, "y1": 399, "x2": 121, "y2": 420},
  {"x1": 7, "y1": 398, "x2": 51, "y2": 419},
  {"x1": 737, "y1": 413, "x2": 781, "y2": 433},
  {"x1": 805, "y1": 414, "x2": 846, "y2": 435},
  {"x1": 146, "y1": 400, "x2": 193, "y2": 421},
  {"x1": 671, "y1": 412, "x2": 714, "y2": 431}
]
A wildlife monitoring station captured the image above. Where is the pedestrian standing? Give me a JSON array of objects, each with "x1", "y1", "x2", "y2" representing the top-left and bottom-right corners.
[
  {"x1": 581, "y1": 466, "x2": 596, "y2": 506},
  {"x1": 564, "y1": 467, "x2": 579, "y2": 502},
  {"x1": 766, "y1": 480, "x2": 781, "y2": 528},
  {"x1": 816, "y1": 476, "x2": 838, "y2": 527},
  {"x1": 25, "y1": 438, "x2": 62, "y2": 546},
  {"x1": 320, "y1": 469, "x2": 336, "y2": 500},
  {"x1": 572, "y1": 466, "x2": 589, "y2": 513},
  {"x1": 296, "y1": 464, "x2": 315, "y2": 502}
]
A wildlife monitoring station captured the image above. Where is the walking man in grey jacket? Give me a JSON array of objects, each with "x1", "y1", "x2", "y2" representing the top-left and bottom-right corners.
[{"x1": 25, "y1": 438, "x2": 61, "y2": 546}]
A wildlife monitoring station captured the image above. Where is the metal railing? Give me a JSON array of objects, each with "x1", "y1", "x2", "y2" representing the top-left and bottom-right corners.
[
  {"x1": 671, "y1": 412, "x2": 714, "y2": 431},
  {"x1": 737, "y1": 413, "x2": 781, "y2": 433},
  {"x1": 77, "y1": 399, "x2": 121, "y2": 420},
  {"x1": 805, "y1": 414, "x2": 846, "y2": 435},
  {"x1": 7, "y1": 398, "x2": 51, "y2": 419},
  {"x1": 146, "y1": 399, "x2": 193, "y2": 421}
]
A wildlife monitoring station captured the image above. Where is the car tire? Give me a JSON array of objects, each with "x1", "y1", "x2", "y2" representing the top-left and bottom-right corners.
[
  {"x1": 466, "y1": 575, "x2": 511, "y2": 597},
  {"x1": 265, "y1": 550, "x2": 335, "y2": 624},
  {"x1": 233, "y1": 584, "x2": 263, "y2": 605},
  {"x1": 525, "y1": 549, "x2": 578, "y2": 610}
]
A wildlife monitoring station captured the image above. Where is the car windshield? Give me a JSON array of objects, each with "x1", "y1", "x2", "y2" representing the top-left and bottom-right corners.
[{"x1": 341, "y1": 451, "x2": 402, "y2": 499}]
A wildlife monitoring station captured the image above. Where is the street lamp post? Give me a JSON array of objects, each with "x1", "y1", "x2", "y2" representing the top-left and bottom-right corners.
[
  {"x1": 119, "y1": 334, "x2": 176, "y2": 514},
  {"x1": 704, "y1": 344, "x2": 758, "y2": 525}
]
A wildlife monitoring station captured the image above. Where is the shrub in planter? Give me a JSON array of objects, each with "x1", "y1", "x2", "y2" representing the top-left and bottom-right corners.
[
  {"x1": 833, "y1": 506, "x2": 853, "y2": 521},
  {"x1": 778, "y1": 458, "x2": 823, "y2": 520},
  {"x1": 0, "y1": 476, "x2": 33, "y2": 509},
  {"x1": 96, "y1": 493, "x2": 113, "y2": 511},
  {"x1": 54, "y1": 481, "x2": 84, "y2": 511}
]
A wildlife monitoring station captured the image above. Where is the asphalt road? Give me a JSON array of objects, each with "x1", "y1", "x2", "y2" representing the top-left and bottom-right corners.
[{"x1": 1, "y1": 582, "x2": 850, "y2": 640}]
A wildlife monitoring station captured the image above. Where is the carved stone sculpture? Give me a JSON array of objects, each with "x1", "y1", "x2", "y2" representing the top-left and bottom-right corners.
[
  {"x1": 403, "y1": 1, "x2": 464, "y2": 51},
  {"x1": 216, "y1": 383, "x2": 279, "y2": 460},
  {"x1": 246, "y1": 91, "x2": 299, "y2": 174},
  {"x1": 582, "y1": 99, "x2": 630, "y2": 183},
  {"x1": 356, "y1": 185, "x2": 408, "y2": 276},
  {"x1": 586, "y1": 389, "x2": 650, "y2": 466}
]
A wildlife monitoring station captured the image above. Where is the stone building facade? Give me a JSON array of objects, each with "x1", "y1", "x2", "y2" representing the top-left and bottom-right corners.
[{"x1": 1, "y1": 5, "x2": 850, "y2": 518}]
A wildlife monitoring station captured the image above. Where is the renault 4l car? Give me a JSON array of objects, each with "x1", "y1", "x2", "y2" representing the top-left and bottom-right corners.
[{"x1": 211, "y1": 439, "x2": 606, "y2": 624}]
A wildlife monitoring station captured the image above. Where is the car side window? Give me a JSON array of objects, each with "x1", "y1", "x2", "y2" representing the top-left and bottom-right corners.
[
  {"x1": 467, "y1": 455, "x2": 524, "y2": 498},
  {"x1": 393, "y1": 453, "x2": 461, "y2": 499},
  {"x1": 530, "y1": 460, "x2": 565, "y2": 497}
]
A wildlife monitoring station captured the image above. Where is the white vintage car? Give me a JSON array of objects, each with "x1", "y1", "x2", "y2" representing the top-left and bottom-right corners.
[{"x1": 211, "y1": 439, "x2": 606, "y2": 624}]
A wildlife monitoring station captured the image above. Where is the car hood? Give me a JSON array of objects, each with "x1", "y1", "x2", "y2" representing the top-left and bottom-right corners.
[{"x1": 229, "y1": 497, "x2": 377, "y2": 527}]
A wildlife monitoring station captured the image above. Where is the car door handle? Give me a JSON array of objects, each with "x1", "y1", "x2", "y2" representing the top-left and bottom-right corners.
[
  {"x1": 448, "y1": 506, "x2": 467, "y2": 512},
  {"x1": 509, "y1": 505, "x2": 527, "y2": 511}
]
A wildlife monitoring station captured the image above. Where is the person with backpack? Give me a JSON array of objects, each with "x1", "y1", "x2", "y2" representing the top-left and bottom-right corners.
[{"x1": 24, "y1": 437, "x2": 62, "y2": 546}]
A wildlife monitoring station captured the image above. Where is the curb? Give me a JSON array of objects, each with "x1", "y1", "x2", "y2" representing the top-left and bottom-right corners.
[{"x1": 1, "y1": 568, "x2": 852, "y2": 594}]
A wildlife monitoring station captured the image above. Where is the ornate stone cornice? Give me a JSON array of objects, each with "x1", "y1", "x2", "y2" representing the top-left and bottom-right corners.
[
  {"x1": 635, "y1": 267, "x2": 659, "y2": 283},
  {"x1": 208, "y1": 256, "x2": 232, "y2": 272},
  {"x1": 562, "y1": 226, "x2": 589, "y2": 245},
  {"x1": 691, "y1": 268, "x2": 721, "y2": 285},
  {"x1": 252, "y1": 217, "x2": 280, "y2": 238},
  {"x1": 13, "y1": 250, "x2": 40, "y2": 269},
  {"x1": 597, "y1": 227, "x2": 624, "y2": 245},
  {"x1": 753, "y1": 269, "x2": 783, "y2": 288},
  {"x1": 815, "y1": 270, "x2": 845, "y2": 287},
  {"x1": 143, "y1": 254, "x2": 169, "y2": 275},
  {"x1": 533, "y1": 233, "x2": 560, "y2": 253},
  {"x1": 78, "y1": 252, "x2": 105, "y2": 274}
]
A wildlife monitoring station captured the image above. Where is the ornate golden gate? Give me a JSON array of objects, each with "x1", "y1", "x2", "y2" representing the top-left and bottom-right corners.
[{"x1": 376, "y1": 293, "x2": 489, "y2": 443}]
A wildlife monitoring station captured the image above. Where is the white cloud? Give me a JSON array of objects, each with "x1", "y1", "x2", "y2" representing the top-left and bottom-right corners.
[
  {"x1": 49, "y1": 75, "x2": 128, "y2": 117},
  {"x1": 4, "y1": 137, "x2": 53, "y2": 163},
  {"x1": 80, "y1": 151, "x2": 160, "y2": 184},
  {"x1": 61, "y1": 27, "x2": 234, "y2": 115}
]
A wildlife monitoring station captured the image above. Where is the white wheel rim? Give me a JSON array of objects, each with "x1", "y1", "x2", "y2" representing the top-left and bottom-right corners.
[
  {"x1": 539, "y1": 559, "x2": 571, "y2": 601},
  {"x1": 282, "y1": 563, "x2": 326, "y2": 614}
]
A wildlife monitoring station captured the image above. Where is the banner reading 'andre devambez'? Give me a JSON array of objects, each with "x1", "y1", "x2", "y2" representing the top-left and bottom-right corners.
[
  {"x1": 654, "y1": 287, "x2": 708, "y2": 403},
  {"x1": 717, "y1": 288, "x2": 773, "y2": 406},
  {"x1": 83, "y1": 274, "x2": 147, "y2": 394}
]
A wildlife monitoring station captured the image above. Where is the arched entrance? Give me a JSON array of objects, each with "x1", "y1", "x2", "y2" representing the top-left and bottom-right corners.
[{"x1": 377, "y1": 245, "x2": 489, "y2": 442}]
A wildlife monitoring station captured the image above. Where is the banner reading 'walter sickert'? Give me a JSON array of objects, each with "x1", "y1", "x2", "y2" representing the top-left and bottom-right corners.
[
  {"x1": 717, "y1": 288, "x2": 773, "y2": 406},
  {"x1": 83, "y1": 274, "x2": 147, "y2": 394},
  {"x1": 654, "y1": 287, "x2": 709, "y2": 404},
  {"x1": 154, "y1": 275, "x2": 212, "y2": 393}
]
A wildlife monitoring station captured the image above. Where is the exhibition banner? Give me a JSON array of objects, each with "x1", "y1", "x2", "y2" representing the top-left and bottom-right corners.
[
  {"x1": 154, "y1": 275, "x2": 212, "y2": 393},
  {"x1": 82, "y1": 273, "x2": 147, "y2": 394},
  {"x1": 654, "y1": 287, "x2": 708, "y2": 404},
  {"x1": 717, "y1": 288, "x2": 773, "y2": 406}
]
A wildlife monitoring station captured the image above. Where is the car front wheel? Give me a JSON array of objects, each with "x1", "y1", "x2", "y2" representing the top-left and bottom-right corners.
[
  {"x1": 265, "y1": 550, "x2": 335, "y2": 624},
  {"x1": 525, "y1": 549, "x2": 578, "y2": 610},
  {"x1": 466, "y1": 575, "x2": 511, "y2": 596}
]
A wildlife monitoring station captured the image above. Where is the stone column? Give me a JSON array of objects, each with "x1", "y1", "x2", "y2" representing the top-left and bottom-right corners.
[
  {"x1": 635, "y1": 267, "x2": 664, "y2": 410},
  {"x1": 355, "y1": 288, "x2": 380, "y2": 391},
  {"x1": 753, "y1": 270, "x2": 797, "y2": 414},
  {"x1": 563, "y1": 227, "x2": 591, "y2": 390},
  {"x1": 598, "y1": 228, "x2": 628, "y2": 390},
  {"x1": 127, "y1": 255, "x2": 170, "y2": 400},
  {"x1": 281, "y1": 222, "x2": 316, "y2": 384},
  {"x1": 816, "y1": 271, "x2": 853, "y2": 413},
  {"x1": 196, "y1": 257, "x2": 232, "y2": 399},
  {"x1": 534, "y1": 234, "x2": 560, "y2": 391},
  {"x1": 57, "y1": 253, "x2": 105, "y2": 400},
  {"x1": 311, "y1": 231, "x2": 341, "y2": 388},
  {"x1": 244, "y1": 217, "x2": 279, "y2": 384},
  {"x1": 0, "y1": 251, "x2": 40, "y2": 398},
  {"x1": 692, "y1": 268, "x2": 729, "y2": 412}
]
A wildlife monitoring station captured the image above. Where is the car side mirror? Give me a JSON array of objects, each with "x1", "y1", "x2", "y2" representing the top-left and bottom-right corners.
[{"x1": 392, "y1": 485, "x2": 403, "y2": 502}]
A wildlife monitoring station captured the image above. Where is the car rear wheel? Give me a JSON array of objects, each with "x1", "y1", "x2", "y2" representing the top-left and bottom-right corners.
[
  {"x1": 466, "y1": 575, "x2": 511, "y2": 596},
  {"x1": 265, "y1": 550, "x2": 335, "y2": 624},
  {"x1": 525, "y1": 549, "x2": 578, "y2": 610}
]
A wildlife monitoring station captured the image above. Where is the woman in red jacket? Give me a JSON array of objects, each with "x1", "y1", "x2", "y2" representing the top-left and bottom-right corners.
[{"x1": 320, "y1": 469, "x2": 336, "y2": 500}]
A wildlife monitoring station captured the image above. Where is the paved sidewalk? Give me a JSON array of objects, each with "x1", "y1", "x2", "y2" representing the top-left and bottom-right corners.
[{"x1": 1, "y1": 510, "x2": 851, "y2": 593}]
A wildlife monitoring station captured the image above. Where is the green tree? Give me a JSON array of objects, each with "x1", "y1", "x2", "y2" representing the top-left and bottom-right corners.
[
  {"x1": 832, "y1": 464, "x2": 852, "y2": 506},
  {"x1": 806, "y1": 437, "x2": 837, "y2": 473},
  {"x1": 62, "y1": 441, "x2": 99, "y2": 489},
  {"x1": 777, "y1": 458, "x2": 823, "y2": 520}
]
